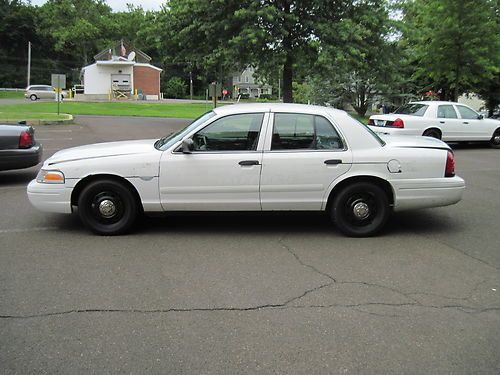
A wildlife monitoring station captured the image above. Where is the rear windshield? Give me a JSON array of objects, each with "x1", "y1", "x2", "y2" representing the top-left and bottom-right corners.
[{"x1": 394, "y1": 103, "x2": 428, "y2": 116}]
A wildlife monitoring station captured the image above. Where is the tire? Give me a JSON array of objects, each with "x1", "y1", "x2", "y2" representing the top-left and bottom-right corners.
[
  {"x1": 77, "y1": 179, "x2": 138, "y2": 235},
  {"x1": 332, "y1": 182, "x2": 390, "y2": 237},
  {"x1": 490, "y1": 129, "x2": 500, "y2": 149},
  {"x1": 30, "y1": 94, "x2": 37, "y2": 101},
  {"x1": 422, "y1": 129, "x2": 441, "y2": 139}
]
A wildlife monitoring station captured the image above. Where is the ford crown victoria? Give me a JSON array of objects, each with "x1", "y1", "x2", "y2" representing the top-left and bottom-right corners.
[{"x1": 27, "y1": 104, "x2": 465, "y2": 237}]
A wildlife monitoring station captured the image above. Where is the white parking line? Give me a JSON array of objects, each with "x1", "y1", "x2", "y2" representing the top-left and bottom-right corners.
[
  {"x1": 38, "y1": 138, "x2": 73, "y2": 141},
  {"x1": 0, "y1": 226, "x2": 58, "y2": 234},
  {"x1": 36, "y1": 129, "x2": 73, "y2": 133}
]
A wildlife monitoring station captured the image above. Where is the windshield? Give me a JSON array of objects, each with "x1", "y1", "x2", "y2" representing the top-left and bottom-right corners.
[
  {"x1": 348, "y1": 114, "x2": 386, "y2": 146},
  {"x1": 394, "y1": 103, "x2": 428, "y2": 116},
  {"x1": 155, "y1": 111, "x2": 216, "y2": 150}
]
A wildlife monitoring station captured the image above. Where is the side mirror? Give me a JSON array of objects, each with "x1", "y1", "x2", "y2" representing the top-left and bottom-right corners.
[
  {"x1": 478, "y1": 114, "x2": 484, "y2": 120},
  {"x1": 182, "y1": 138, "x2": 194, "y2": 153}
]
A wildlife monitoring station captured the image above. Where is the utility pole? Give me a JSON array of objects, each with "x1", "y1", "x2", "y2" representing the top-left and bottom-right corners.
[
  {"x1": 27, "y1": 41, "x2": 31, "y2": 87},
  {"x1": 189, "y1": 70, "x2": 193, "y2": 100}
]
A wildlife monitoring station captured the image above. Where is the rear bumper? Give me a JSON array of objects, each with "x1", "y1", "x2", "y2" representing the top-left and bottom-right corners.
[
  {"x1": 368, "y1": 126, "x2": 421, "y2": 137},
  {"x1": 392, "y1": 176, "x2": 465, "y2": 211},
  {"x1": 0, "y1": 143, "x2": 42, "y2": 171},
  {"x1": 27, "y1": 179, "x2": 73, "y2": 214}
]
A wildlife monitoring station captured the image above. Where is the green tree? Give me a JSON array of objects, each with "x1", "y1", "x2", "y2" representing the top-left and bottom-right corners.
[
  {"x1": 37, "y1": 0, "x2": 114, "y2": 65},
  {"x1": 402, "y1": 0, "x2": 499, "y2": 101},
  {"x1": 159, "y1": 0, "x2": 356, "y2": 103},
  {"x1": 165, "y1": 76, "x2": 187, "y2": 98}
]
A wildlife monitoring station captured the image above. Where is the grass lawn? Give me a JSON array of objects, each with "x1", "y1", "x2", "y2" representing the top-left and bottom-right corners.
[
  {"x1": 0, "y1": 101, "x2": 216, "y2": 119},
  {"x1": 0, "y1": 111, "x2": 71, "y2": 122},
  {"x1": 0, "y1": 99, "x2": 371, "y2": 124},
  {"x1": 0, "y1": 90, "x2": 24, "y2": 99}
]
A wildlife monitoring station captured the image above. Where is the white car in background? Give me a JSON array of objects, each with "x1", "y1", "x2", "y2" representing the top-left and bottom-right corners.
[
  {"x1": 368, "y1": 101, "x2": 500, "y2": 148},
  {"x1": 27, "y1": 103, "x2": 465, "y2": 237},
  {"x1": 25, "y1": 85, "x2": 67, "y2": 101}
]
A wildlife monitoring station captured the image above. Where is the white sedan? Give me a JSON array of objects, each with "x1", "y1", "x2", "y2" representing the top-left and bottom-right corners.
[
  {"x1": 368, "y1": 101, "x2": 500, "y2": 147},
  {"x1": 27, "y1": 103, "x2": 465, "y2": 237}
]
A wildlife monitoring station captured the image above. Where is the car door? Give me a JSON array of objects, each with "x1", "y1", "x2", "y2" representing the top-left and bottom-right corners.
[
  {"x1": 455, "y1": 104, "x2": 490, "y2": 140},
  {"x1": 260, "y1": 112, "x2": 352, "y2": 211},
  {"x1": 436, "y1": 104, "x2": 461, "y2": 140},
  {"x1": 159, "y1": 112, "x2": 268, "y2": 211}
]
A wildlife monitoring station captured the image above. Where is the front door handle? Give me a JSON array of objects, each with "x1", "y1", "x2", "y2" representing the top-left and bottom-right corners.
[
  {"x1": 324, "y1": 159, "x2": 342, "y2": 165},
  {"x1": 440, "y1": 121, "x2": 445, "y2": 124},
  {"x1": 239, "y1": 160, "x2": 260, "y2": 166},
  {"x1": 463, "y1": 122, "x2": 469, "y2": 124}
]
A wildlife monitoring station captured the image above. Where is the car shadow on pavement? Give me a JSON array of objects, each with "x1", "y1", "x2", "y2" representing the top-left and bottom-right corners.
[{"x1": 0, "y1": 168, "x2": 38, "y2": 186}]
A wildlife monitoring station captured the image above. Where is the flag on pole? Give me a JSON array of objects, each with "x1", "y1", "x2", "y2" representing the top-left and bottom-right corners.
[{"x1": 120, "y1": 41, "x2": 126, "y2": 56}]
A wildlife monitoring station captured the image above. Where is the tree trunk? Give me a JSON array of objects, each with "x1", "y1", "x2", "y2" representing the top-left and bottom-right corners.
[{"x1": 282, "y1": 53, "x2": 293, "y2": 103}]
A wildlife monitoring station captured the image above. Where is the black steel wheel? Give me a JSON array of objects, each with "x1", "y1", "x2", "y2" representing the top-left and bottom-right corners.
[
  {"x1": 332, "y1": 182, "x2": 390, "y2": 237},
  {"x1": 422, "y1": 129, "x2": 441, "y2": 139},
  {"x1": 490, "y1": 129, "x2": 500, "y2": 149},
  {"x1": 77, "y1": 179, "x2": 138, "y2": 235}
]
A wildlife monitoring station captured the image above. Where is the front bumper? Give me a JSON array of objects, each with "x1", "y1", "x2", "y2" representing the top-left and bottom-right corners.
[
  {"x1": 27, "y1": 179, "x2": 73, "y2": 214},
  {"x1": 392, "y1": 176, "x2": 465, "y2": 211}
]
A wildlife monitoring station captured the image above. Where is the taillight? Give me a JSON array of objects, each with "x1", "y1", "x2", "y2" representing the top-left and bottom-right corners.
[
  {"x1": 368, "y1": 119, "x2": 375, "y2": 125},
  {"x1": 392, "y1": 118, "x2": 404, "y2": 128},
  {"x1": 19, "y1": 130, "x2": 33, "y2": 149},
  {"x1": 445, "y1": 150, "x2": 455, "y2": 177}
]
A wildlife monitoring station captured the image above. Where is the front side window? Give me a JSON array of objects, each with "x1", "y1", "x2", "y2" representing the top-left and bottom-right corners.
[
  {"x1": 437, "y1": 105, "x2": 458, "y2": 119},
  {"x1": 456, "y1": 105, "x2": 479, "y2": 120},
  {"x1": 271, "y1": 113, "x2": 343, "y2": 150},
  {"x1": 192, "y1": 113, "x2": 264, "y2": 151}
]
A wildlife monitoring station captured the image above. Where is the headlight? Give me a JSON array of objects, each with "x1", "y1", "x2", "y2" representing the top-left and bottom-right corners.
[{"x1": 36, "y1": 169, "x2": 65, "y2": 184}]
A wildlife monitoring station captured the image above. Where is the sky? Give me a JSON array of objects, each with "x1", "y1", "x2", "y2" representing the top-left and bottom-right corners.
[{"x1": 30, "y1": 0, "x2": 165, "y2": 12}]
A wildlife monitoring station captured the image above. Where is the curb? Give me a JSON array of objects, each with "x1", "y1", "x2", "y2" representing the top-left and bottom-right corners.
[{"x1": 1, "y1": 114, "x2": 74, "y2": 126}]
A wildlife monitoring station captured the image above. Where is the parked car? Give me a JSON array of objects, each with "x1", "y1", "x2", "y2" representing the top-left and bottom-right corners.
[
  {"x1": 0, "y1": 123, "x2": 42, "y2": 171},
  {"x1": 27, "y1": 103, "x2": 465, "y2": 237},
  {"x1": 25, "y1": 85, "x2": 67, "y2": 101},
  {"x1": 368, "y1": 101, "x2": 500, "y2": 148}
]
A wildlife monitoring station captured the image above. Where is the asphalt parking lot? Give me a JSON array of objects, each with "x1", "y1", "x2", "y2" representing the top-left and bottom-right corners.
[{"x1": 1, "y1": 116, "x2": 499, "y2": 374}]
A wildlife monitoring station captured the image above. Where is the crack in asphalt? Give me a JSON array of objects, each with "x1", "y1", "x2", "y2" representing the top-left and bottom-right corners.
[{"x1": 2, "y1": 236, "x2": 498, "y2": 320}]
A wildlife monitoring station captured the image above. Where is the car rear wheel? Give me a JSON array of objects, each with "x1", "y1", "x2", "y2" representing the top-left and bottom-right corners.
[
  {"x1": 332, "y1": 182, "x2": 390, "y2": 237},
  {"x1": 77, "y1": 179, "x2": 138, "y2": 235},
  {"x1": 422, "y1": 129, "x2": 441, "y2": 139},
  {"x1": 490, "y1": 129, "x2": 500, "y2": 149},
  {"x1": 29, "y1": 94, "x2": 37, "y2": 101}
]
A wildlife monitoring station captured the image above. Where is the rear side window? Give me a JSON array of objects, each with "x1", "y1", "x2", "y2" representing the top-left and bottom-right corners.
[
  {"x1": 394, "y1": 104, "x2": 428, "y2": 116},
  {"x1": 456, "y1": 105, "x2": 479, "y2": 120},
  {"x1": 271, "y1": 113, "x2": 343, "y2": 150},
  {"x1": 437, "y1": 105, "x2": 458, "y2": 118}
]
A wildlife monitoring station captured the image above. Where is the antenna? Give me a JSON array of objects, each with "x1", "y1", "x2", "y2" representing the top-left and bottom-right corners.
[{"x1": 127, "y1": 51, "x2": 136, "y2": 61}]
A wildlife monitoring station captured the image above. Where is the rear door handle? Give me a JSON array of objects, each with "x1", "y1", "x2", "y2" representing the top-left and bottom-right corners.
[
  {"x1": 463, "y1": 122, "x2": 469, "y2": 124},
  {"x1": 239, "y1": 160, "x2": 260, "y2": 166},
  {"x1": 324, "y1": 159, "x2": 342, "y2": 165},
  {"x1": 440, "y1": 121, "x2": 445, "y2": 124}
]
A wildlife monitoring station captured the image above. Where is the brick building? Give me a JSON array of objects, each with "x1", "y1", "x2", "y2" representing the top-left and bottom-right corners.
[{"x1": 81, "y1": 42, "x2": 162, "y2": 100}]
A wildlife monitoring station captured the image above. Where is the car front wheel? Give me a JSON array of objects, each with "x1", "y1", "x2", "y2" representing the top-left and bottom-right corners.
[
  {"x1": 490, "y1": 129, "x2": 500, "y2": 149},
  {"x1": 332, "y1": 182, "x2": 390, "y2": 237},
  {"x1": 77, "y1": 179, "x2": 138, "y2": 235},
  {"x1": 29, "y1": 94, "x2": 37, "y2": 101}
]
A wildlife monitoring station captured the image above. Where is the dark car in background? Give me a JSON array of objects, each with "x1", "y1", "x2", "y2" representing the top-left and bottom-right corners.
[{"x1": 0, "y1": 124, "x2": 42, "y2": 171}]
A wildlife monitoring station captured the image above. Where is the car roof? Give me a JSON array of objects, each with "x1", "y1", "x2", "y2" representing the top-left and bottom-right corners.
[
  {"x1": 409, "y1": 101, "x2": 461, "y2": 105},
  {"x1": 213, "y1": 103, "x2": 347, "y2": 116}
]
